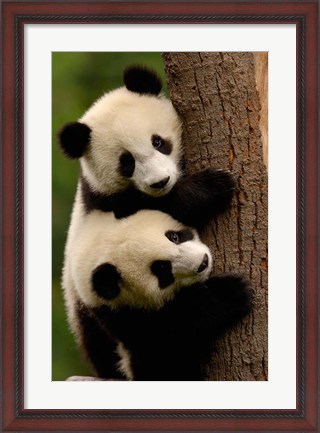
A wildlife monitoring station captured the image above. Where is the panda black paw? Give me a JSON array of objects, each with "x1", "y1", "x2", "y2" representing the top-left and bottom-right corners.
[
  {"x1": 177, "y1": 275, "x2": 253, "y2": 335},
  {"x1": 206, "y1": 274, "x2": 254, "y2": 317},
  {"x1": 183, "y1": 274, "x2": 253, "y2": 335},
  {"x1": 167, "y1": 168, "x2": 236, "y2": 227},
  {"x1": 201, "y1": 167, "x2": 236, "y2": 204}
]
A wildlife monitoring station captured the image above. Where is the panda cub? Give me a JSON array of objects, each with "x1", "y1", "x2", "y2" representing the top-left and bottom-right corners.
[
  {"x1": 67, "y1": 210, "x2": 253, "y2": 381},
  {"x1": 58, "y1": 65, "x2": 235, "y2": 228}
]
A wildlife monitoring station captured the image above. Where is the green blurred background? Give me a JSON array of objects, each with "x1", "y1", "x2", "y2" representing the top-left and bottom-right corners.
[{"x1": 52, "y1": 52, "x2": 168, "y2": 380}]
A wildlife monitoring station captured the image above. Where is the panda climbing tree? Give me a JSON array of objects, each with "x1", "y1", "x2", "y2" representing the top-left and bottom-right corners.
[
  {"x1": 162, "y1": 52, "x2": 268, "y2": 381},
  {"x1": 58, "y1": 63, "x2": 253, "y2": 381},
  {"x1": 57, "y1": 55, "x2": 267, "y2": 381}
]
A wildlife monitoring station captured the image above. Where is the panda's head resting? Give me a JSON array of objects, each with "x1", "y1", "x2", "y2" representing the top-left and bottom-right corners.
[
  {"x1": 81, "y1": 211, "x2": 213, "y2": 310},
  {"x1": 58, "y1": 66, "x2": 182, "y2": 197}
]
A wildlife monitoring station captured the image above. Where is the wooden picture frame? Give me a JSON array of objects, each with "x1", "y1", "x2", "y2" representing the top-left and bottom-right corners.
[{"x1": 2, "y1": 1, "x2": 318, "y2": 431}]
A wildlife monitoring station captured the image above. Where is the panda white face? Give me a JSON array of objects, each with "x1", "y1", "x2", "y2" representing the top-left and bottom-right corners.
[
  {"x1": 110, "y1": 211, "x2": 212, "y2": 309},
  {"x1": 70, "y1": 210, "x2": 212, "y2": 310},
  {"x1": 80, "y1": 88, "x2": 182, "y2": 197},
  {"x1": 58, "y1": 66, "x2": 182, "y2": 197}
]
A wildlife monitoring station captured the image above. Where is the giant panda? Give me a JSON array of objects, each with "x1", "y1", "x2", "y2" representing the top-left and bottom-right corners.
[
  {"x1": 58, "y1": 65, "x2": 235, "y2": 228},
  {"x1": 66, "y1": 210, "x2": 253, "y2": 381}
]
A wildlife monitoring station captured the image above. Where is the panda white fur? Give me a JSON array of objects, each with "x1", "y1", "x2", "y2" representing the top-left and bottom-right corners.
[
  {"x1": 66, "y1": 210, "x2": 252, "y2": 381},
  {"x1": 67, "y1": 210, "x2": 212, "y2": 311},
  {"x1": 58, "y1": 65, "x2": 236, "y2": 227}
]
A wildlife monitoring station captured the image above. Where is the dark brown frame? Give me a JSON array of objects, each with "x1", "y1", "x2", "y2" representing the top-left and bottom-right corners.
[{"x1": 1, "y1": 1, "x2": 319, "y2": 432}]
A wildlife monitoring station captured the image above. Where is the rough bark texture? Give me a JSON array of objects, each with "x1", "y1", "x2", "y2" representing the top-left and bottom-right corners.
[{"x1": 162, "y1": 52, "x2": 268, "y2": 381}]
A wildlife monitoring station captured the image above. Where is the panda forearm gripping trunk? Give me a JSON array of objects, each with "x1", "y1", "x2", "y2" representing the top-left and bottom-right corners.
[
  {"x1": 58, "y1": 65, "x2": 236, "y2": 227},
  {"x1": 65, "y1": 210, "x2": 253, "y2": 381}
]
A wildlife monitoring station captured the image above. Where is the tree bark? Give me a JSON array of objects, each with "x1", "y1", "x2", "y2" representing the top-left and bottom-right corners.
[{"x1": 162, "y1": 52, "x2": 268, "y2": 381}]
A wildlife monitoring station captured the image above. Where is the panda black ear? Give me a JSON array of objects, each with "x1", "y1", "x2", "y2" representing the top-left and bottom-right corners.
[
  {"x1": 91, "y1": 263, "x2": 121, "y2": 301},
  {"x1": 58, "y1": 121, "x2": 91, "y2": 159},
  {"x1": 123, "y1": 65, "x2": 162, "y2": 96}
]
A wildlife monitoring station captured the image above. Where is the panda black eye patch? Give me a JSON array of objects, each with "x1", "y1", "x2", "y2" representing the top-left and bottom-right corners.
[
  {"x1": 165, "y1": 230, "x2": 194, "y2": 244},
  {"x1": 119, "y1": 151, "x2": 135, "y2": 177},
  {"x1": 151, "y1": 260, "x2": 174, "y2": 289},
  {"x1": 151, "y1": 135, "x2": 172, "y2": 155}
]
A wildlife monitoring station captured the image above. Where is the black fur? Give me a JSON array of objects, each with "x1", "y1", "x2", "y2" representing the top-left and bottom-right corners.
[
  {"x1": 58, "y1": 122, "x2": 91, "y2": 159},
  {"x1": 119, "y1": 151, "x2": 135, "y2": 178},
  {"x1": 123, "y1": 65, "x2": 162, "y2": 96},
  {"x1": 150, "y1": 260, "x2": 174, "y2": 289},
  {"x1": 78, "y1": 275, "x2": 253, "y2": 380},
  {"x1": 80, "y1": 174, "x2": 115, "y2": 213},
  {"x1": 76, "y1": 302, "x2": 125, "y2": 379},
  {"x1": 92, "y1": 263, "x2": 122, "y2": 300},
  {"x1": 165, "y1": 229, "x2": 194, "y2": 244},
  {"x1": 80, "y1": 168, "x2": 236, "y2": 229},
  {"x1": 152, "y1": 135, "x2": 172, "y2": 155},
  {"x1": 162, "y1": 168, "x2": 236, "y2": 227},
  {"x1": 150, "y1": 176, "x2": 170, "y2": 189},
  {"x1": 197, "y1": 254, "x2": 209, "y2": 273}
]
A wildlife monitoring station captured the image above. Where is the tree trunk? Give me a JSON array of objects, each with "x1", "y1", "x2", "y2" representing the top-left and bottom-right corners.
[{"x1": 162, "y1": 52, "x2": 268, "y2": 381}]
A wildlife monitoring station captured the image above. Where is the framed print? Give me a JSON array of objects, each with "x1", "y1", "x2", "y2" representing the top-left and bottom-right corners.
[{"x1": 1, "y1": 1, "x2": 319, "y2": 432}]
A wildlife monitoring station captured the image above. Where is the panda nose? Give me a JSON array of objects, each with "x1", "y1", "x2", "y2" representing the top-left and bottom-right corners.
[
  {"x1": 150, "y1": 176, "x2": 170, "y2": 189},
  {"x1": 197, "y1": 254, "x2": 209, "y2": 273}
]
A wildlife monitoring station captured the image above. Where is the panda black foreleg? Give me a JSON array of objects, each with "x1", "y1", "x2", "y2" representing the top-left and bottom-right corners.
[
  {"x1": 201, "y1": 275, "x2": 253, "y2": 337},
  {"x1": 170, "y1": 275, "x2": 253, "y2": 339},
  {"x1": 76, "y1": 303, "x2": 125, "y2": 379},
  {"x1": 110, "y1": 168, "x2": 235, "y2": 224},
  {"x1": 162, "y1": 168, "x2": 236, "y2": 227}
]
